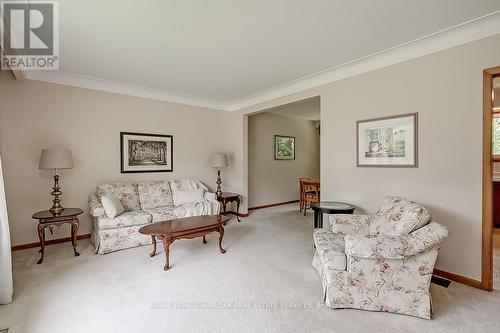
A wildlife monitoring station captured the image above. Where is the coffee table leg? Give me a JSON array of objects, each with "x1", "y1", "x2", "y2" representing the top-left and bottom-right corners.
[
  {"x1": 37, "y1": 224, "x2": 45, "y2": 264},
  {"x1": 162, "y1": 238, "x2": 171, "y2": 271},
  {"x1": 203, "y1": 235, "x2": 207, "y2": 244},
  {"x1": 150, "y1": 235, "x2": 157, "y2": 257},
  {"x1": 218, "y1": 226, "x2": 226, "y2": 254}
]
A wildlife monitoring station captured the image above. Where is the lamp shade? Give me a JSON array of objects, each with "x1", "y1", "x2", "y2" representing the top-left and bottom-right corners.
[
  {"x1": 211, "y1": 153, "x2": 228, "y2": 168},
  {"x1": 39, "y1": 149, "x2": 74, "y2": 170}
]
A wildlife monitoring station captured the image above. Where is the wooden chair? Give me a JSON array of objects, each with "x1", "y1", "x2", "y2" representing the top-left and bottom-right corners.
[
  {"x1": 299, "y1": 177, "x2": 309, "y2": 212},
  {"x1": 302, "y1": 181, "x2": 320, "y2": 216}
]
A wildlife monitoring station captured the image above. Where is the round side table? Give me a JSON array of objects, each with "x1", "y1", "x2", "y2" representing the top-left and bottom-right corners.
[
  {"x1": 32, "y1": 208, "x2": 84, "y2": 264},
  {"x1": 311, "y1": 202, "x2": 355, "y2": 228}
]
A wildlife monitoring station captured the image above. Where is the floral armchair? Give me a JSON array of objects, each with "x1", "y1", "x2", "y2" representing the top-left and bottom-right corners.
[{"x1": 312, "y1": 197, "x2": 449, "y2": 319}]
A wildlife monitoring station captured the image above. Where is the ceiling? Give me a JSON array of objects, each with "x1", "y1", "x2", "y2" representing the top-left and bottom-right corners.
[
  {"x1": 26, "y1": 0, "x2": 500, "y2": 109},
  {"x1": 267, "y1": 97, "x2": 320, "y2": 121}
]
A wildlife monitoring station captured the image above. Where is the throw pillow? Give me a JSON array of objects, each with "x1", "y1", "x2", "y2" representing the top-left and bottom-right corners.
[
  {"x1": 101, "y1": 195, "x2": 125, "y2": 218},
  {"x1": 172, "y1": 188, "x2": 205, "y2": 205}
]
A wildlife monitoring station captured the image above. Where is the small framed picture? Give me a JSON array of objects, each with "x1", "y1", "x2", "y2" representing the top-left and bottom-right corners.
[
  {"x1": 120, "y1": 132, "x2": 173, "y2": 173},
  {"x1": 274, "y1": 135, "x2": 295, "y2": 160},
  {"x1": 357, "y1": 113, "x2": 418, "y2": 167}
]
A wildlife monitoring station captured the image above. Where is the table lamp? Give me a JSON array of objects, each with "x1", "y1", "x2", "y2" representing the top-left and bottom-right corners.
[
  {"x1": 211, "y1": 153, "x2": 228, "y2": 197},
  {"x1": 39, "y1": 149, "x2": 74, "y2": 214}
]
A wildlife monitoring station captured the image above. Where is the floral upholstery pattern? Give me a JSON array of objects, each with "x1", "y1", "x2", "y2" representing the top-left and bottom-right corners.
[
  {"x1": 329, "y1": 214, "x2": 370, "y2": 236},
  {"x1": 89, "y1": 193, "x2": 105, "y2": 217},
  {"x1": 90, "y1": 178, "x2": 221, "y2": 254},
  {"x1": 96, "y1": 183, "x2": 141, "y2": 211},
  {"x1": 313, "y1": 197, "x2": 449, "y2": 319},
  {"x1": 96, "y1": 210, "x2": 152, "y2": 230},
  {"x1": 143, "y1": 206, "x2": 176, "y2": 223},
  {"x1": 371, "y1": 197, "x2": 431, "y2": 236},
  {"x1": 313, "y1": 228, "x2": 347, "y2": 271},
  {"x1": 137, "y1": 180, "x2": 173, "y2": 209},
  {"x1": 91, "y1": 224, "x2": 153, "y2": 255}
]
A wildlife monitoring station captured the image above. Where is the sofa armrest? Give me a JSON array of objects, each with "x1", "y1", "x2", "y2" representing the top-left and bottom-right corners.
[
  {"x1": 329, "y1": 214, "x2": 371, "y2": 235},
  {"x1": 344, "y1": 221, "x2": 449, "y2": 259},
  {"x1": 89, "y1": 193, "x2": 105, "y2": 217},
  {"x1": 204, "y1": 191, "x2": 218, "y2": 203}
]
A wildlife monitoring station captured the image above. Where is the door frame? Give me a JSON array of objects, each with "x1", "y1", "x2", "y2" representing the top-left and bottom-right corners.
[{"x1": 482, "y1": 66, "x2": 500, "y2": 291}]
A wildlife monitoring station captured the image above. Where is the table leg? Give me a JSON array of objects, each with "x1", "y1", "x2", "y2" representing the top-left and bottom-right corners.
[
  {"x1": 162, "y1": 238, "x2": 172, "y2": 271},
  {"x1": 37, "y1": 224, "x2": 45, "y2": 264},
  {"x1": 313, "y1": 209, "x2": 320, "y2": 228},
  {"x1": 203, "y1": 235, "x2": 207, "y2": 244},
  {"x1": 71, "y1": 219, "x2": 80, "y2": 257},
  {"x1": 222, "y1": 199, "x2": 227, "y2": 215},
  {"x1": 236, "y1": 198, "x2": 241, "y2": 222},
  {"x1": 150, "y1": 235, "x2": 157, "y2": 257},
  {"x1": 318, "y1": 211, "x2": 323, "y2": 229},
  {"x1": 218, "y1": 226, "x2": 226, "y2": 254}
]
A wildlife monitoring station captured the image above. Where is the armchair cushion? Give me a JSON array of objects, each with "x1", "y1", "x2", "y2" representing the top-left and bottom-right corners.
[
  {"x1": 345, "y1": 221, "x2": 449, "y2": 259},
  {"x1": 370, "y1": 197, "x2": 431, "y2": 236},
  {"x1": 329, "y1": 214, "x2": 370, "y2": 236},
  {"x1": 137, "y1": 180, "x2": 173, "y2": 209},
  {"x1": 313, "y1": 229, "x2": 347, "y2": 271}
]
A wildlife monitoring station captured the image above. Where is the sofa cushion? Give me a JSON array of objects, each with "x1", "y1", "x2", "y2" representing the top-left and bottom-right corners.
[
  {"x1": 142, "y1": 206, "x2": 176, "y2": 223},
  {"x1": 371, "y1": 197, "x2": 431, "y2": 236},
  {"x1": 137, "y1": 180, "x2": 173, "y2": 209},
  {"x1": 101, "y1": 195, "x2": 125, "y2": 218},
  {"x1": 313, "y1": 228, "x2": 347, "y2": 271},
  {"x1": 96, "y1": 183, "x2": 141, "y2": 211},
  {"x1": 170, "y1": 178, "x2": 208, "y2": 192},
  {"x1": 96, "y1": 210, "x2": 152, "y2": 230},
  {"x1": 172, "y1": 188, "x2": 205, "y2": 205}
]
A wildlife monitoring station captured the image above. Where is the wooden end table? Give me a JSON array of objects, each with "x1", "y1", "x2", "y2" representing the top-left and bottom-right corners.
[
  {"x1": 310, "y1": 202, "x2": 355, "y2": 228},
  {"x1": 217, "y1": 192, "x2": 241, "y2": 222},
  {"x1": 139, "y1": 215, "x2": 229, "y2": 271},
  {"x1": 32, "y1": 208, "x2": 83, "y2": 264}
]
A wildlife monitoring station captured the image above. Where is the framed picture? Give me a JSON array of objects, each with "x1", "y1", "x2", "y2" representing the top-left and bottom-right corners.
[
  {"x1": 274, "y1": 135, "x2": 295, "y2": 160},
  {"x1": 120, "y1": 132, "x2": 173, "y2": 173},
  {"x1": 357, "y1": 113, "x2": 418, "y2": 167}
]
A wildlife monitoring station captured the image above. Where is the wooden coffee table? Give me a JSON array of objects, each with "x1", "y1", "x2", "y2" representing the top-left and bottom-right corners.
[{"x1": 139, "y1": 215, "x2": 229, "y2": 271}]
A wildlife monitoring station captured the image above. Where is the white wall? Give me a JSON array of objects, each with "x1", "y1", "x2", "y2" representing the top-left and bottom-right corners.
[
  {"x1": 0, "y1": 79, "x2": 231, "y2": 246},
  {"x1": 248, "y1": 111, "x2": 319, "y2": 207},
  {"x1": 231, "y1": 33, "x2": 500, "y2": 280}
]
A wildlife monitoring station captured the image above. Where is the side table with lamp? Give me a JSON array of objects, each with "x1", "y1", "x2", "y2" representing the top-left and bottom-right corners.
[
  {"x1": 34, "y1": 149, "x2": 82, "y2": 264},
  {"x1": 211, "y1": 153, "x2": 242, "y2": 222}
]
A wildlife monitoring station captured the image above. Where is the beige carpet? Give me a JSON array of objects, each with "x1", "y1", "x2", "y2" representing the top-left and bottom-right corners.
[{"x1": 1, "y1": 204, "x2": 500, "y2": 332}]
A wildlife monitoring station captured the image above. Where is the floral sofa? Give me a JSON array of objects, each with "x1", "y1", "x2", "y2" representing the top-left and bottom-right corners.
[
  {"x1": 88, "y1": 178, "x2": 220, "y2": 254},
  {"x1": 312, "y1": 197, "x2": 449, "y2": 319}
]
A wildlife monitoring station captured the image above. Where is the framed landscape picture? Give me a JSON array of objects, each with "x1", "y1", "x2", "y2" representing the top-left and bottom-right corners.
[
  {"x1": 274, "y1": 135, "x2": 295, "y2": 160},
  {"x1": 357, "y1": 113, "x2": 418, "y2": 167},
  {"x1": 120, "y1": 132, "x2": 173, "y2": 173}
]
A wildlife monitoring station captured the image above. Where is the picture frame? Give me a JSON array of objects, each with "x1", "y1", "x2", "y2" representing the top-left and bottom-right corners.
[
  {"x1": 356, "y1": 113, "x2": 418, "y2": 167},
  {"x1": 274, "y1": 135, "x2": 295, "y2": 160},
  {"x1": 120, "y1": 132, "x2": 173, "y2": 173}
]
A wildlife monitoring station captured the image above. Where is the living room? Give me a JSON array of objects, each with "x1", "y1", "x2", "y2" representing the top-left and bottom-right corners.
[{"x1": 1, "y1": 1, "x2": 500, "y2": 332}]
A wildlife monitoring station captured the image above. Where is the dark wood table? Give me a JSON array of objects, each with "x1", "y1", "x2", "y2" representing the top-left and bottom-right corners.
[
  {"x1": 139, "y1": 215, "x2": 230, "y2": 271},
  {"x1": 310, "y1": 202, "x2": 355, "y2": 228},
  {"x1": 32, "y1": 208, "x2": 83, "y2": 264},
  {"x1": 217, "y1": 192, "x2": 241, "y2": 222}
]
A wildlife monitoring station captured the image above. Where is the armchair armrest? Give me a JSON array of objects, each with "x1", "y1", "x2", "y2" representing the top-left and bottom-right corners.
[
  {"x1": 329, "y1": 214, "x2": 370, "y2": 235},
  {"x1": 345, "y1": 221, "x2": 449, "y2": 259},
  {"x1": 89, "y1": 193, "x2": 105, "y2": 217}
]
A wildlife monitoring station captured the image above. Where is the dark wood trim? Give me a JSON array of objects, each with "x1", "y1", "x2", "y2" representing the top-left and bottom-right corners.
[
  {"x1": 356, "y1": 112, "x2": 418, "y2": 168},
  {"x1": 481, "y1": 66, "x2": 500, "y2": 291},
  {"x1": 433, "y1": 269, "x2": 482, "y2": 289},
  {"x1": 11, "y1": 233, "x2": 91, "y2": 251},
  {"x1": 248, "y1": 200, "x2": 299, "y2": 211}
]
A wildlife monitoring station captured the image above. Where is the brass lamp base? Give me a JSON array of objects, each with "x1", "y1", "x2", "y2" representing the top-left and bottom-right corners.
[
  {"x1": 49, "y1": 174, "x2": 64, "y2": 215},
  {"x1": 216, "y1": 169, "x2": 223, "y2": 197}
]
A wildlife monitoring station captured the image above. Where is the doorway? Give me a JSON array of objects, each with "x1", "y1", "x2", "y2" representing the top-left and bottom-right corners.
[{"x1": 482, "y1": 67, "x2": 500, "y2": 291}]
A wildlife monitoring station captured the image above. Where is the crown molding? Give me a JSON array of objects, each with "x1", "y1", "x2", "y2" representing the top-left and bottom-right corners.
[
  {"x1": 228, "y1": 11, "x2": 500, "y2": 111},
  {"x1": 23, "y1": 11, "x2": 500, "y2": 112},
  {"x1": 24, "y1": 71, "x2": 230, "y2": 111}
]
